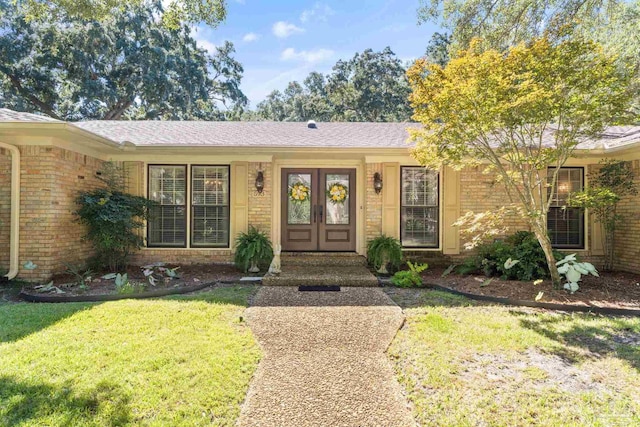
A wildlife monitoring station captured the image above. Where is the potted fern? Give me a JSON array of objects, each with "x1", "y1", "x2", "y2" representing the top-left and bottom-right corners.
[
  {"x1": 367, "y1": 234, "x2": 403, "y2": 274},
  {"x1": 234, "y1": 226, "x2": 274, "y2": 273}
]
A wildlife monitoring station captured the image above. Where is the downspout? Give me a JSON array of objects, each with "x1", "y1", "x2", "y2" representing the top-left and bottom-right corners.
[{"x1": 0, "y1": 141, "x2": 20, "y2": 280}]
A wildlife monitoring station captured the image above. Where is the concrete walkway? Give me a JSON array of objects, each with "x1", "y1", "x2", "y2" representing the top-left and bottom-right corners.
[{"x1": 237, "y1": 287, "x2": 415, "y2": 427}]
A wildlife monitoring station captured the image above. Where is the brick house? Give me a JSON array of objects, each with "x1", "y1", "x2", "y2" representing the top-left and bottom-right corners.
[{"x1": 1, "y1": 108, "x2": 640, "y2": 282}]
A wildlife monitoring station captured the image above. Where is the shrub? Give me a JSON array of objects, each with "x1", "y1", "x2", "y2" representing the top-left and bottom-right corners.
[
  {"x1": 367, "y1": 235, "x2": 403, "y2": 274},
  {"x1": 76, "y1": 163, "x2": 154, "y2": 272},
  {"x1": 460, "y1": 231, "x2": 563, "y2": 281},
  {"x1": 391, "y1": 261, "x2": 429, "y2": 287},
  {"x1": 234, "y1": 226, "x2": 274, "y2": 273}
]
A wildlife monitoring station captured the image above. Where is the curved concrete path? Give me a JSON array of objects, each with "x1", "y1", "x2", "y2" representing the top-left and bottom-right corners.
[{"x1": 237, "y1": 286, "x2": 414, "y2": 427}]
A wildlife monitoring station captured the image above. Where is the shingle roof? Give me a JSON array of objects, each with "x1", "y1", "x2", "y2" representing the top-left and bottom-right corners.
[
  {"x1": 72, "y1": 121, "x2": 420, "y2": 148},
  {"x1": 0, "y1": 108, "x2": 61, "y2": 123}
]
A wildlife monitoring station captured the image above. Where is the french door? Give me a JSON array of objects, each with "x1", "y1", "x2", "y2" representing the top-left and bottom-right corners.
[{"x1": 281, "y1": 168, "x2": 356, "y2": 251}]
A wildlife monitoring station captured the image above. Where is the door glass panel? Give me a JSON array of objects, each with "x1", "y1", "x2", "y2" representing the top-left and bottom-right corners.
[
  {"x1": 288, "y1": 173, "x2": 312, "y2": 224},
  {"x1": 325, "y1": 174, "x2": 349, "y2": 225}
]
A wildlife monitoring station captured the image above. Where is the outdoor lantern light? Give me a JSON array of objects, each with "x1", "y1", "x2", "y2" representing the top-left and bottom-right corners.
[
  {"x1": 255, "y1": 170, "x2": 265, "y2": 193},
  {"x1": 373, "y1": 172, "x2": 383, "y2": 194}
]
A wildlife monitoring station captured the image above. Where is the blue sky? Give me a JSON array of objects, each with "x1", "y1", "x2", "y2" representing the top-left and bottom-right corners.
[{"x1": 191, "y1": 0, "x2": 441, "y2": 108}]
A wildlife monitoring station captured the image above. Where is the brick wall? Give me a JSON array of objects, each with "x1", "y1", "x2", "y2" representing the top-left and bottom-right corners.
[
  {"x1": 16, "y1": 146, "x2": 104, "y2": 281},
  {"x1": 0, "y1": 149, "x2": 10, "y2": 273},
  {"x1": 130, "y1": 249, "x2": 233, "y2": 265},
  {"x1": 248, "y1": 162, "x2": 272, "y2": 235},
  {"x1": 613, "y1": 160, "x2": 640, "y2": 273},
  {"x1": 365, "y1": 163, "x2": 383, "y2": 243}
]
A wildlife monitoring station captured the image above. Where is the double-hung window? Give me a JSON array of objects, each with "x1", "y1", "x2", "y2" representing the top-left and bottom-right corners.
[
  {"x1": 547, "y1": 167, "x2": 584, "y2": 249},
  {"x1": 147, "y1": 165, "x2": 230, "y2": 248},
  {"x1": 401, "y1": 166, "x2": 439, "y2": 247}
]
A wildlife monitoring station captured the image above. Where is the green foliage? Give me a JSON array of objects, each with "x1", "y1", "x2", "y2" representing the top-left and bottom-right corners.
[
  {"x1": 408, "y1": 35, "x2": 633, "y2": 287},
  {"x1": 63, "y1": 263, "x2": 93, "y2": 290},
  {"x1": 417, "y1": 0, "x2": 621, "y2": 50},
  {"x1": 14, "y1": 0, "x2": 226, "y2": 30},
  {"x1": 234, "y1": 226, "x2": 274, "y2": 273},
  {"x1": 556, "y1": 254, "x2": 599, "y2": 293},
  {"x1": 0, "y1": 2, "x2": 246, "y2": 120},
  {"x1": 462, "y1": 231, "x2": 563, "y2": 281},
  {"x1": 75, "y1": 163, "x2": 154, "y2": 272},
  {"x1": 254, "y1": 47, "x2": 412, "y2": 122},
  {"x1": 391, "y1": 261, "x2": 429, "y2": 287},
  {"x1": 367, "y1": 235, "x2": 403, "y2": 274},
  {"x1": 570, "y1": 159, "x2": 637, "y2": 271}
]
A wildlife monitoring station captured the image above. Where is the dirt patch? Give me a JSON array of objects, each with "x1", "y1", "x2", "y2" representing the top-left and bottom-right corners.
[
  {"x1": 460, "y1": 349, "x2": 607, "y2": 394},
  {"x1": 421, "y1": 267, "x2": 640, "y2": 310},
  {"x1": 23, "y1": 263, "x2": 246, "y2": 297}
]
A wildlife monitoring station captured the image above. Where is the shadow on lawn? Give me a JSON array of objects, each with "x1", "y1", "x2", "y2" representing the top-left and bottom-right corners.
[
  {"x1": 384, "y1": 287, "x2": 479, "y2": 310},
  {"x1": 0, "y1": 303, "x2": 95, "y2": 344},
  {"x1": 513, "y1": 310, "x2": 640, "y2": 372},
  {"x1": 0, "y1": 376, "x2": 131, "y2": 426}
]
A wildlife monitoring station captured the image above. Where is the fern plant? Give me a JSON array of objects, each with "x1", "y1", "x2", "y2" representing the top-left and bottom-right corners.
[
  {"x1": 367, "y1": 234, "x2": 403, "y2": 274},
  {"x1": 234, "y1": 226, "x2": 274, "y2": 273},
  {"x1": 391, "y1": 261, "x2": 429, "y2": 287}
]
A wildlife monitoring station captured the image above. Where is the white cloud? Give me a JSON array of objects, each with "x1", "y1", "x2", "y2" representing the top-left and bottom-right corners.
[
  {"x1": 280, "y1": 47, "x2": 334, "y2": 64},
  {"x1": 190, "y1": 26, "x2": 217, "y2": 54},
  {"x1": 242, "y1": 32, "x2": 260, "y2": 42},
  {"x1": 300, "y1": 2, "x2": 335, "y2": 23},
  {"x1": 272, "y1": 21, "x2": 304, "y2": 38}
]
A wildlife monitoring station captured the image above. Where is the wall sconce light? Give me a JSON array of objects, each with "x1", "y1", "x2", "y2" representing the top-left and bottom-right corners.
[
  {"x1": 255, "y1": 171, "x2": 265, "y2": 194},
  {"x1": 373, "y1": 172, "x2": 383, "y2": 194}
]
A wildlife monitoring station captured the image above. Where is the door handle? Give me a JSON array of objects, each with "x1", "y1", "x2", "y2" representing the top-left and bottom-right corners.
[
  {"x1": 313, "y1": 205, "x2": 317, "y2": 223},
  {"x1": 319, "y1": 205, "x2": 323, "y2": 223}
]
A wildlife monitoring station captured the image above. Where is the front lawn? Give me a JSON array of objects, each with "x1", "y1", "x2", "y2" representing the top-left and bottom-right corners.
[
  {"x1": 387, "y1": 289, "x2": 640, "y2": 426},
  {"x1": 0, "y1": 286, "x2": 260, "y2": 426}
]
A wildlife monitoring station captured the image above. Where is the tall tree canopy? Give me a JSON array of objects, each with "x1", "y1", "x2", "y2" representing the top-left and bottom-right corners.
[
  {"x1": 408, "y1": 37, "x2": 633, "y2": 286},
  {"x1": 254, "y1": 47, "x2": 412, "y2": 122},
  {"x1": 0, "y1": 1, "x2": 247, "y2": 120},
  {"x1": 12, "y1": 0, "x2": 226, "y2": 29},
  {"x1": 417, "y1": 0, "x2": 622, "y2": 49}
]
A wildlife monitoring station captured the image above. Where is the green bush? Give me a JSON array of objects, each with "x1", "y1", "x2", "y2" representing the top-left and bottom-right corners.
[
  {"x1": 367, "y1": 235, "x2": 403, "y2": 274},
  {"x1": 460, "y1": 231, "x2": 563, "y2": 281},
  {"x1": 391, "y1": 261, "x2": 429, "y2": 287},
  {"x1": 76, "y1": 163, "x2": 155, "y2": 272},
  {"x1": 234, "y1": 226, "x2": 274, "y2": 273}
]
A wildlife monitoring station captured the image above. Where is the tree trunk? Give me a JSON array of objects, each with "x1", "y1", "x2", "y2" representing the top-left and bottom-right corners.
[
  {"x1": 532, "y1": 220, "x2": 561, "y2": 288},
  {"x1": 602, "y1": 221, "x2": 613, "y2": 272}
]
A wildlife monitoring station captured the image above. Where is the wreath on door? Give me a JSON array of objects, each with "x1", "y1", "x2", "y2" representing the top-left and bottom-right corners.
[
  {"x1": 326, "y1": 182, "x2": 348, "y2": 205},
  {"x1": 288, "y1": 182, "x2": 310, "y2": 203}
]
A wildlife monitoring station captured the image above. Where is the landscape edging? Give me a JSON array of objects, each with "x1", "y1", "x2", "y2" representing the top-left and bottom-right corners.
[
  {"x1": 19, "y1": 281, "x2": 217, "y2": 303},
  {"x1": 427, "y1": 283, "x2": 640, "y2": 316}
]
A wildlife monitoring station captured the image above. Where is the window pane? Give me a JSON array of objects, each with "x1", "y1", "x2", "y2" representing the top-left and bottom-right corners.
[
  {"x1": 547, "y1": 167, "x2": 584, "y2": 248},
  {"x1": 148, "y1": 166, "x2": 186, "y2": 247},
  {"x1": 326, "y1": 174, "x2": 349, "y2": 225},
  {"x1": 401, "y1": 167, "x2": 439, "y2": 247},
  {"x1": 191, "y1": 166, "x2": 230, "y2": 247},
  {"x1": 287, "y1": 173, "x2": 312, "y2": 225}
]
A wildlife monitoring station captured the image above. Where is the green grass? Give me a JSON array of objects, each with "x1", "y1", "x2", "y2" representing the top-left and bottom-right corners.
[
  {"x1": 388, "y1": 289, "x2": 640, "y2": 427},
  {"x1": 0, "y1": 286, "x2": 261, "y2": 426}
]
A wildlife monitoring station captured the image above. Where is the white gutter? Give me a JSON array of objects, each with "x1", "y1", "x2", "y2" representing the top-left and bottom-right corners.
[{"x1": 0, "y1": 141, "x2": 20, "y2": 280}]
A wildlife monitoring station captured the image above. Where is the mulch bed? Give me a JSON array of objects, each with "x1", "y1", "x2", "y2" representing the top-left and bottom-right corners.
[
  {"x1": 22, "y1": 263, "x2": 247, "y2": 298},
  {"x1": 422, "y1": 267, "x2": 640, "y2": 310}
]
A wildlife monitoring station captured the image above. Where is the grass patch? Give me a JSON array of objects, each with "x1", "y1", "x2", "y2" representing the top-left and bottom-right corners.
[
  {"x1": 388, "y1": 289, "x2": 640, "y2": 426},
  {"x1": 0, "y1": 287, "x2": 260, "y2": 426}
]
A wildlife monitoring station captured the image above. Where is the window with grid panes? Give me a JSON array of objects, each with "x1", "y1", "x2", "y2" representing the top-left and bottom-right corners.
[
  {"x1": 148, "y1": 165, "x2": 187, "y2": 247},
  {"x1": 191, "y1": 166, "x2": 230, "y2": 247},
  {"x1": 401, "y1": 167, "x2": 439, "y2": 247},
  {"x1": 547, "y1": 167, "x2": 584, "y2": 248}
]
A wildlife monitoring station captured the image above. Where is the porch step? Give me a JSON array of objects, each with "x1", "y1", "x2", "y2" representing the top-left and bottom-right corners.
[
  {"x1": 281, "y1": 252, "x2": 367, "y2": 267},
  {"x1": 262, "y1": 266, "x2": 379, "y2": 287}
]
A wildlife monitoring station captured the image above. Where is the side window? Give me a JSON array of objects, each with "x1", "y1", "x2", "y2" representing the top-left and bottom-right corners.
[
  {"x1": 148, "y1": 165, "x2": 187, "y2": 247},
  {"x1": 401, "y1": 167, "x2": 439, "y2": 247},
  {"x1": 547, "y1": 167, "x2": 584, "y2": 248}
]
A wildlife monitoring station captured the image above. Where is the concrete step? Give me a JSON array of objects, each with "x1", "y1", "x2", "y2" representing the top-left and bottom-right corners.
[
  {"x1": 262, "y1": 265, "x2": 379, "y2": 287},
  {"x1": 281, "y1": 252, "x2": 367, "y2": 267}
]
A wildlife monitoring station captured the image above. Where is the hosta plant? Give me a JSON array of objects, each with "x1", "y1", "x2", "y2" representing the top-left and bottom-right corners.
[{"x1": 556, "y1": 254, "x2": 599, "y2": 294}]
